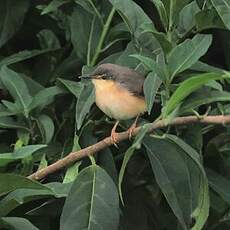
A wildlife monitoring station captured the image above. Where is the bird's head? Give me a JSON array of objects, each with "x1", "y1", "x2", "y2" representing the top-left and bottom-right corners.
[{"x1": 80, "y1": 63, "x2": 116, "y2": 81}]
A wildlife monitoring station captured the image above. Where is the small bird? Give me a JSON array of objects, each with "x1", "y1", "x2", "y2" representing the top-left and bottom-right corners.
[{"x1": 81, "y1": 63, "x2": 147, "y2": 144}]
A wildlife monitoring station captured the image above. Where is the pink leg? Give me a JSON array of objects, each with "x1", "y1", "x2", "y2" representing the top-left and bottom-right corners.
[
  {"x1": 111, "y1": 121, "x2": 119, "y2": 147},
  {"x1": 128, "y1": 116, "x2": 139, "y2": 140}
]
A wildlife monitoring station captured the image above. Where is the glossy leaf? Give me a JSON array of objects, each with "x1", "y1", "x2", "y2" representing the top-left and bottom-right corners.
[
  {"x1": 211, "y1": 0, "x2": 230, "y2": 30},
  {"x1": 163, "y1": 72, "x2": 228, "y2": 117},
  {"x1": 168, "y1": 34, "x2": 212, "y2": 78},
  {"x1": 60, "y1": 165, "x2": 119, "y2": 230}
]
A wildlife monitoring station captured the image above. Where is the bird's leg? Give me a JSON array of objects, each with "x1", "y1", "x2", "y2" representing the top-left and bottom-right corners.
[
  {"x1": 128, "y1": 115, "x2": 139, "y2": 140},
  {"x1": 111, "y1": 120, "x2": 119, "y2": 147}
]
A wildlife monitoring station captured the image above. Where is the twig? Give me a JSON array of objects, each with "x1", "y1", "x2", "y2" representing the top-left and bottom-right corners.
[{"x1": 28, "y1": 115, "x2": 230, "y2": 180}]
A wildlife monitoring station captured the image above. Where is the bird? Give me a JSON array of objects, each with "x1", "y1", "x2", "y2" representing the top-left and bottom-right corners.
[{"x1": 81, "y1": 63, "x2": 147, "y2": 144}]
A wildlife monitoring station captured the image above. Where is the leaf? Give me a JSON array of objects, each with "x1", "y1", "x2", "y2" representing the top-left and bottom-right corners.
[
  {"x1": 57, "y1": 78, "x2": 83, "y2": 98},
  {"x1": 191, "y1": 61, "x2": 225, "y2": 73},
  {"x1": 0, "y1": 49, "x2": 57, "y2": 68},
  {"x1": 0, "y1": 145, "x2": 47, "y2": 167},
  {"x1": 143, "y1": 134, "x2": 209, "y2": 230},
  {"x1": 0, "y1": 217, "x2": 38, "y2": 230},
  {"x1": 168, "y1": 34, "x2": 213, "y2": 78},
  {"x1": 144, "y1": 72, "x2": 162, "y2": 114},
  {"x1": 37, "y1": 114, "x2": 55, "y2": 144},
  {"x1": 195, "y1": 8, "x2": 226, "y2": 31},
  {"x1": 0, "y1": 0, "x2": 30, "y2": 48},
  {"x1": 118, "y1": 125, "x2": 149, "y2": 204},
  {"x1": 178, "y1": 1, "x2": 200, "y2": 36},
  {"x1": 63, "y1": 162, "x2": 81, "y2": 184},
  {"x1": 108, "y1": 0, "x2": 152, "y2": 37},
  {"x1": 60, "y1": 165, "x2": 120, "y2": 230},
  {"x1": 0, "y1": 173, "x2": 52, "y2": 196},
  {"x1": 0, "y1": 66, "x2": 32, "y2": 117},
  {"x1": 130, "y1": 54, "x2": 166, "y2": 81},
  {"x1": 0, "y1": 116, "x2": 28, "y2": 130},
  {"x1": 37, "y1": 29, "x2": 61, "y2": 49},
  {"x1": 70, "y1": 6, "x2": 102, "y2": 63},
  {"x1": 76, "y1": 82, "x2": 95, "y2": 130},
  {"x1": 211, "y1": 0, "x2": 230, "y2": 30},
  {"x1": 41, "y1": 0, "x2": 70, "y2": 15},
  {"x1": 150, "y1": 0, "x2": 168, "y2": 30},
  {"x1": 180, "y1": 90, "x2": 230, "y2": 114},
  {"x1": 163, "y1": 72, "x2": 228, "y2": 117},
  {"x1": 206, "y1": 168, "x2": 230, "y2": 205},
  {"x1": 28, "y1": 86, "x2": 66, "y2": 111}
]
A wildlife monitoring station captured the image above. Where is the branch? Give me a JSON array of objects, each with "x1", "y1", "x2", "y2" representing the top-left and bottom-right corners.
[{"x1": 28, "y1": 115, "x2": 230, "y2": 180}]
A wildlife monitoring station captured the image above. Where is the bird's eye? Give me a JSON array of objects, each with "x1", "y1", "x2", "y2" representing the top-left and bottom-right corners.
[{"x1": 101, "y1": 74, "x2": 107, "y2": 80}]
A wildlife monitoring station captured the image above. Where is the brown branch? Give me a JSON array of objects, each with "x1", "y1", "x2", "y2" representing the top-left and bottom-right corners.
[{"x1": 28, "y1": 115, "x2": 230, "y2": 181}]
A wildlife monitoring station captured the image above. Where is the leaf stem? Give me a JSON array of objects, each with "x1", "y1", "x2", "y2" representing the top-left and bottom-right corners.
[{"x1": 90, "y1": 7, "x2": 116, "y2": 66}]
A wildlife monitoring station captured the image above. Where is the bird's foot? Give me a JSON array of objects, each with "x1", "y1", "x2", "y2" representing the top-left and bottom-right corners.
[
  {"x1": 127, "y1": 116, "x2": 139, "y2": 140},
  {"x1": 110, "y1": 121, "x2": 119, "y2": 148}
]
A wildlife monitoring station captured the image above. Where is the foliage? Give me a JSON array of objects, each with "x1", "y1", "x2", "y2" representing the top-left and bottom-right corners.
[{"x1": 0, "y1": 0, "x2": 230, "y2": 229}]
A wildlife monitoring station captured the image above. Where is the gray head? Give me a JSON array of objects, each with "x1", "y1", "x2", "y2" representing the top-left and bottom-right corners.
[{"x1": 81, "y1": 63, "x2": 145, "y2": 96}]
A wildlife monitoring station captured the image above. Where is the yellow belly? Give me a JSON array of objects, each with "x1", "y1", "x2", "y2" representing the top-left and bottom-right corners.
[{"x1": 92, "y1": 79, "x2": 146, "y2": 120}]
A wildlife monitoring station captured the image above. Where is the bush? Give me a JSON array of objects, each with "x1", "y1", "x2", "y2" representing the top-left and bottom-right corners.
[{"x1": 0, "y1": 0, "x2": 230, "y2": 229}]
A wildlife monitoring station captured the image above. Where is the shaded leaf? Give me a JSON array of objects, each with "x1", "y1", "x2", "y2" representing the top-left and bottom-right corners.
[
  {"x1": 211, "y1": 0, "x2": 230, "y2": 30},
  {"x1": 76, "y1": 82, "x2": 95, "y2": 130},
  {"x1": 41, "y1": 0, "x2": 70, "y2": 15},
  {"x1": 0, "y1": 217, "x2": 38, "y2": 230},
  {"x1": 0, "y1": 66, "x2": 32, "y2": 117},
  {"x1": 0, "y1": 116, "x2": 28, "y2": 130},
  {"x1": 0, "y1": 0, "x2": 29, "y2": 48},
  {"x1": 60, "y1": 165, "x2": 119, "y2": 230}
]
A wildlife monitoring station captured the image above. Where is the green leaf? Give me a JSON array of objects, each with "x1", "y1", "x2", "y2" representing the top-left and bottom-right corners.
[
  {"x1": 60, "y1": 165, "x2": 119, "y2": 230},
  {"x1": 76, "y1": 82, "x2": 95, "y2": 130},
  {"x1": 150, "y1": 0, "x2": 168, "y2": 30},
  {"x1": 28, "y1": 86, "x2": 66, "y2": 111},
  {"x1": 0, "y1": 49, "x2": 57, "y2": 68},
  {"x1": 0, "y1": 66, "x2": 32, "y2": 117},
  {"x1": 211, "y1": 0, "x2": 230, "y2": 30},
  {"x1": 0, "y1": 145, "x2": 47, "y2": 167},
  {"x1": 0, "y1": 0, "x2": 30, "y2": 48},
  {"x1": 168, "y1": 34, "x2": 212, "y2": 78},
  {"x1": 63, "y1": 161, "x2": 81, "y2": 184},
  {"x1": 108, "y1": 0, "x2": 152, "y2": 37},
  {"x1": 163, "y1": 72, "x2": 228, "y2": 117},
  {"x1": 0, "y1": 116, "x2": 28, "y2": 130},
  {"x1": 143, "y1": 134, "x2": 209, "y2": 230},
  {"x1": 41, "y1": 0, "x2": 70, "y2": 15},
  {"x1": 206, "y1": 168, "x2": 230, "y2": 205},
  {"x1": 191, "y1": 61, "x2": 225, "y2": 73},
  {"x1": 180, "y1": 90, "x2": 230, "y2": 114},
  {"x1": 37, "y1": 29, "x2": 61, "y2": 50},
  {"x1": 118, "y1": 125, "x2": 149, "y2": 204},
  {"x1": 37, "y1": 114, "x2": 55, "y2": 144},
  {"x1": 0, "y1": 217, "x2": 38, "y2": 230},
  {"x1": 195, "y1": 8, "x2": 226, "y2": 31},
  {"x1": 57, "y1": 78, "x2": 83, "y2": 98},
  {"x1": 178, "y1": 1, "x2": 200, "y2": 36},
  {"x1": 144, "y1": 72, "x2": 162, "y2": 114},
  {"x1": 130, "y1": 54, "x2": 166, "y2": 81},
  {"x1": 0, "y1": 173, "x2": 52, "y2": 196}
]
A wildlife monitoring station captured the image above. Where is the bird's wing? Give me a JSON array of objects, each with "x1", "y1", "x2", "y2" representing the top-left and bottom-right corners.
[{"x1": 116, "y1": 68, "x2": 145, "y2": 97}]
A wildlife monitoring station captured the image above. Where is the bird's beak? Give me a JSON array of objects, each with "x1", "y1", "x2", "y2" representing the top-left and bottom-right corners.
[{"x1": 78, "y1": 74, "x2": 92, "y2": 80}]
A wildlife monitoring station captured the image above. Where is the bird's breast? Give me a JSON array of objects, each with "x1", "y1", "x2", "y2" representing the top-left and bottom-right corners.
[{"x1": 92, "y1": 79, "x2": 146, "y2": 120}]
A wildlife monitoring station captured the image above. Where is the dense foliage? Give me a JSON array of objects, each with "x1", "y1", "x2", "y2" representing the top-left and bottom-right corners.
[{"x1": 0, "y1": 0, "x2": 230, "y2": 229}]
